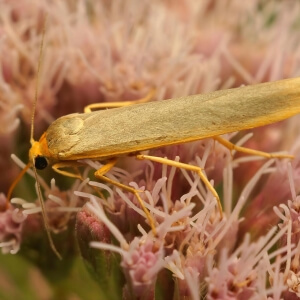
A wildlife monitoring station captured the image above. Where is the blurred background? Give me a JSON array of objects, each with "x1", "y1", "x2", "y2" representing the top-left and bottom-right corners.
[{"x1": 1, "y1": 1, "x2": 300, "y2": 299}]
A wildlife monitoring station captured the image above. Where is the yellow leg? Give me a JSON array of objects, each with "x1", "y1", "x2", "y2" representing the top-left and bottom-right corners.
[
  {"x1": 94, "y1": 159, "x2": 157, "y2": 234},
  {"x1": 84, "y1": 88, "x2": 156, "y2": 113},
  {"x1": 53, "y1": 159, "x2": 156, "y2": 233},
  {"x1": 213, "y1": 136, "x2": 294, "y2": 159},
  {"x1": 52, "y1": 162, "x2": 83, "y2": 180},
  {"x1": 136, "y1": 154, "x2": 223, "y2": 218},
  {"x1": 53, "y1": 161, "x2": 109, "y2": 199},
  {"x1": 6, "y1": 163, "x2": 31, "y2": 209}
]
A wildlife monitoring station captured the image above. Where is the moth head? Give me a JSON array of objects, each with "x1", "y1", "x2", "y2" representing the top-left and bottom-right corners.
[{"x1": 29, "y1": 137, "x2": 49, "y2": 170}]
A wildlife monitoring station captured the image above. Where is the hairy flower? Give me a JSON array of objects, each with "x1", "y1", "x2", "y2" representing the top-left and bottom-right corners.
[
  {"x1": 0, "y1": 193, "x2": 26, "y2": 254},
  {"x1": 1, "y1": 1, "x2": 300, "y2": 299}
]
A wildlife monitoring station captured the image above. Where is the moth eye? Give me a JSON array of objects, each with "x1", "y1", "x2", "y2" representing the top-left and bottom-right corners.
[{"x1": 35, "y1": 156, "x2": 48, "y2": 170}]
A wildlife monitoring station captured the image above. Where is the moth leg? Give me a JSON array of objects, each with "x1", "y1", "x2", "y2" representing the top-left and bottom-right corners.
[
  {"x1": 94, "y1": 159, "x2": 157, "y2": 234},
  {"x1": 53, "y1": 162, "x2": 108, "y2": 199},
  {"x1": 136, "y1": 154, "x2": 223, "y2": 218},
  {"x1": 84, "y1": 88, "x2": 156, "y2": 113},
  {"x1": 52, "y1": 162, "x2": 83, "y2": 180},
  {"x1": 6, "y1": 163, "x2": 31, "y2": 208},
  {"x1": 213, "y1": 136, "x2": 293, "y2": 159}
]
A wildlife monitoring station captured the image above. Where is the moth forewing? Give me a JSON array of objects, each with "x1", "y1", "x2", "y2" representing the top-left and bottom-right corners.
[{"x1": 41, "y1": 77, "x2": 300, "y2": 162}]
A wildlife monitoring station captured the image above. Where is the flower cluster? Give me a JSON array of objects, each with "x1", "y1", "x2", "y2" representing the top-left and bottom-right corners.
[
  {"x1": 75, "y1": 143, "x2": 300, "y2": 299},
  {"x1": 1, "y1": 0, "x2": 300, "y2": 299},
  {"x1": 0, "y1": 193, "x2": 26, "y2": 254}
]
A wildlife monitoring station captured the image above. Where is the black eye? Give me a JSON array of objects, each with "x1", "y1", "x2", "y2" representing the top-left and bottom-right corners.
[{"x1": 35, "y1": 156, "x2": 48, "y2": 170}]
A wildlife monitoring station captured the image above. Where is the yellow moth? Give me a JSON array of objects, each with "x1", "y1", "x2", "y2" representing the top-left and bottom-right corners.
[
  {"x1": 31, "y1": 76, "x2": 300, "y2": 219},
  {"x1": 7, "y1": 76, "x2": 300, "y2": 259}
]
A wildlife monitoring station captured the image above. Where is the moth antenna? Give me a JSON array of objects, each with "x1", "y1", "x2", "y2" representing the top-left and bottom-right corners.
[
  {"x1": 32, "y1": 163, "x2": 62, "y2": 260},
  {"x1": 31, "y1": 17, "x2": 61, "y2": 259},
  {"x1": 30, "y1": 17, "x2": 47, "y2": 145}
]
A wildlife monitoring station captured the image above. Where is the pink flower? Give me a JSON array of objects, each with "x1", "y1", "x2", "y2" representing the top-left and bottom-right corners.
[
  {"x1": 2, "y1": 1, "x2": 300, "y2": 299},
  {"x1": 0, "y1": 193, "x2": 26, "y2": 254}
]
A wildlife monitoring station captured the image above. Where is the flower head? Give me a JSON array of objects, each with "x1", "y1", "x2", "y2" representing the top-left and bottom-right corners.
[
  {"x1": 0, "y1": 193, "x2": 26, "y2": 254},
  {"x1": 1, "y1": 1, "x2": 300, "y2": 299}
]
